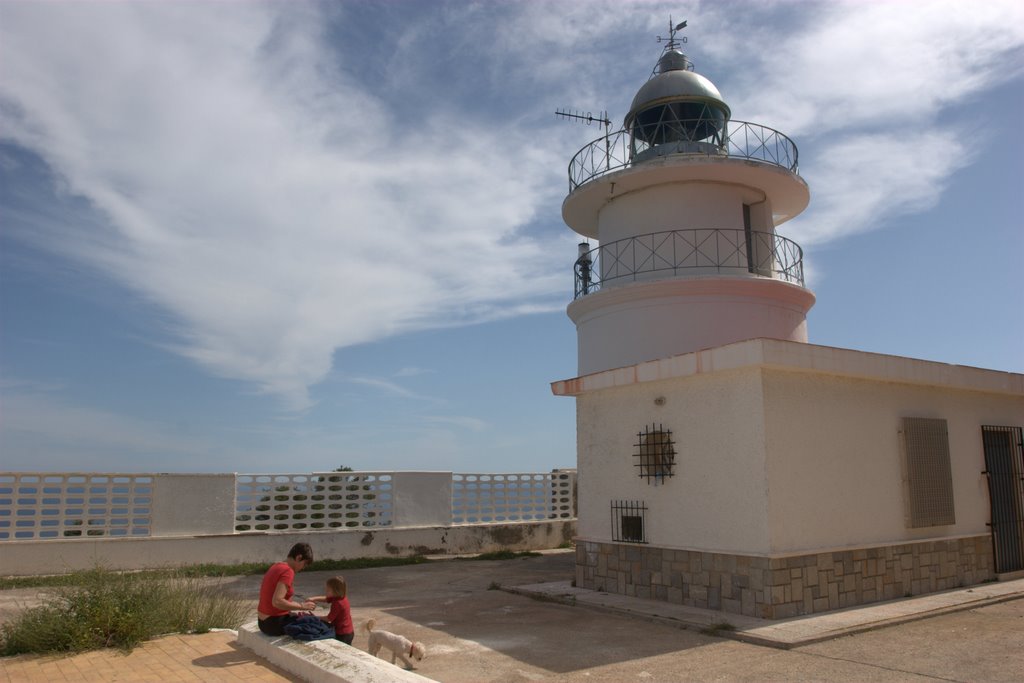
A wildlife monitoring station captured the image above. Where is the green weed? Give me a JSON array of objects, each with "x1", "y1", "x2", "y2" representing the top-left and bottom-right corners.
[
  {"x1": 457, "y1": 550, "x2": 541, "y2": 562},
  {"x1": 699, "y1": 621, "x2": 737, "y2": 636},
  {"x1": 0, "y1": 569, "x2": 248, "y2": 656},
  {"x1": 0, "y1": 555, "x2": 429, "y2": 591}
]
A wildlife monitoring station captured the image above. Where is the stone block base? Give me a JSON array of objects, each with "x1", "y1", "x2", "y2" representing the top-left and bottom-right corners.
[{"x1": 575, "y1": 536, "x2": 994, "y2": 618}]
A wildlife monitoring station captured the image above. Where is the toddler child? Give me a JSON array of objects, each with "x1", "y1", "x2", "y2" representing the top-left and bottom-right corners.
[{"x1": 310, "y1": 576, "x2": 354, "y2": 644}]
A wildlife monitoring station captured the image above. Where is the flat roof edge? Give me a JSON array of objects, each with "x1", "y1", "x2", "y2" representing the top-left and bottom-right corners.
[{"x1": 550, "y1": 339, "x2": 1024, "y2": 397}]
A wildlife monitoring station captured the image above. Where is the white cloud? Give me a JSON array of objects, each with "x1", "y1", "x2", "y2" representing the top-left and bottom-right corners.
[
  {"x1": 0, "y1": 2, "x2": 571, "y2": 409},
  {"x1": 348, "y1": 377, "x2": 431, "y2": 401},
  {"x1": 726, "y1": 0, "x2": 1024, "y2": 137},
  {"x1": 1, "y1": 0, "x2": 1021, "y2": 412},
  {"x1": 702, "y1": 0, "x2": 1024, "y2": 243},
  {"x1": 790, "y1": 129, "x2": 974, "y2": 245},
  {"x1": 421, "y1": 415, "x2": 488, "y2": 432}
]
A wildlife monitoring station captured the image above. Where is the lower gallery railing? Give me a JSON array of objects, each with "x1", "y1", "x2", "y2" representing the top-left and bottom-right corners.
[{"x1": 0, "y1": 470, "x2": 577, "y2": 541}]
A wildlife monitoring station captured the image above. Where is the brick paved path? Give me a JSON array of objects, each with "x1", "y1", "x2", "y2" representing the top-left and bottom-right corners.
[{"x1": 0, "y1": 631, "x2": 298, "y2": 682}]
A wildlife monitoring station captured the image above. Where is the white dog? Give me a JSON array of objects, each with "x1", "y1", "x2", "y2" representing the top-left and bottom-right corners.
[{"x1": 364, "y1": 618, "x2": 426, "y2": 669}]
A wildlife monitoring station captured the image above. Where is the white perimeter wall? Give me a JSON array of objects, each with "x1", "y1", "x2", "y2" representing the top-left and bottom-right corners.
[
  {"x1": 151, "y1": 474, "x2": 236, "y2": 536},
  {"x1": 576, "y1": 366, "x2": 772, "y2": 554},
  {"x1": 763, "y1": 369, "x2": 1024, "y2": 554},
  {"x1": 0, "y1": 521, "x2": 575, "y2": 576}
]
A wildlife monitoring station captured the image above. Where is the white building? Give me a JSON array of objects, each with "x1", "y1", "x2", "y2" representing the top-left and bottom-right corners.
[{"x1": 552, "y1": 29, "x2": 1024, "y2": 619}]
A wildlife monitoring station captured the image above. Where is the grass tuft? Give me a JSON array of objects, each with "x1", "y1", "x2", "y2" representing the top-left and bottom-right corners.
[
  {"x1": 699, "y1": 621, "x2": 737, "y2": 636},
  {"x1": 456, "y1": 550, "x2": 542, "y2": 562},
  {"x1": 0, "y1": 555, "x2": 430, "y2": 591},
  {"x1": 0, "y1": 568, "x2": 249, "y2": 656}
]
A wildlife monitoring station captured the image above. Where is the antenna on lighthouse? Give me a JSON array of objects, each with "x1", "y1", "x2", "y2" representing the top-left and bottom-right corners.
[
  {"x1": 555, "y1": 108, "x2": 612, "y2": 137},
  {"x1": 555, "y1": 108, "x2": 614, "y2": 174}
]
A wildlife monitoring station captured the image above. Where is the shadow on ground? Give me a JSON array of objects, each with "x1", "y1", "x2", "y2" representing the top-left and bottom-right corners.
[
  {"x1": 340, "y1": 552, "x2": 715, "y2": 676},
  {"x1": 220, "y1": 551, "x2": 719, "y2": 677}
]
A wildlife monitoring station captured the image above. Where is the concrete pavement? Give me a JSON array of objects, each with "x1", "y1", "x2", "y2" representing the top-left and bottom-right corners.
[
  {"x1": 2, "y1": 549, "x2": 1023, "y2": 682},
  {"x1": 507, "y1": 573, "x2": 1024, "y2": 648}
]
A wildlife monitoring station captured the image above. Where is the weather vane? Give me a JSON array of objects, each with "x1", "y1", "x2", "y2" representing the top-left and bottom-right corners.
[{"x1": 656, "y1": 17, "x2": 688, "y2": 51}]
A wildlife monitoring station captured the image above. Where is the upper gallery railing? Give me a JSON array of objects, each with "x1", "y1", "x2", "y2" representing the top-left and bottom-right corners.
[
  {"x1": 574, "y1": 228, "x2": 805, "y2": 299},
  {"x1": 567, "y1": 120, "x2": 799, "y2": 191}
]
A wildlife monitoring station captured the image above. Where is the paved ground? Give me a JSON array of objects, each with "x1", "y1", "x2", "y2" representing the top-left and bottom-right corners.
[
  {"x1": 0, "y1": 630, "x2": 299, "y2": 682},
  {"x1": 508, "y1": 573, "x2": 1024, "y2": 648},
  {"x1": 2, "y1": 550, "x2": 1023, "y2": 682}
]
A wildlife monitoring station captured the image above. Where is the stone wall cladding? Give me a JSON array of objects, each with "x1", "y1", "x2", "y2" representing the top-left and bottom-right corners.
[{"x1": 575, "y1": 536, "x2": 994, "y2": 618}]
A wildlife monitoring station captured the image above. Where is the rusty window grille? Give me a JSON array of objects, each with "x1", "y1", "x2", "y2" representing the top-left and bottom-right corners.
[
  {"x1": 634, "y1": 424, "x2": 676, "y2": 483},
  {"x1": 611, "y1": 500, "x2": 647, "y2": 544}
]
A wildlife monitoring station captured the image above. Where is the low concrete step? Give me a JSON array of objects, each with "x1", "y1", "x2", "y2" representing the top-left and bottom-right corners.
[{"x1": 236, "y1": 621, "x2": 437, "y2": 683}]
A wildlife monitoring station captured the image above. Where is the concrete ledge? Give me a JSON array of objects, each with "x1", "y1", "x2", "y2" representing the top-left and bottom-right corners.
[
  {"x1": 507, "y1": 578, "x2": 1024, "y2": 649},
  {"x1": 552, "y1": 338, "x2": 1024, "y2": 396},
  {"x1": 237, "y1": 621, "x2": 436, "y2": 683}
]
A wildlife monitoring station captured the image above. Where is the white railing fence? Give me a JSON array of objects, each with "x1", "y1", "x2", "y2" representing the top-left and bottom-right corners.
[
  {"x1": 452, "y1": 472, "x2": 575, "y2": 524},
  {"x1": 0, "y1": 470, "x2": 576, "y2": 541},
  {"x1": 234, "y1": 472, "x2": 395, "y2": 532},
  {"x1": 0, "y1": 473, "x2": 155, "y2": 541}
]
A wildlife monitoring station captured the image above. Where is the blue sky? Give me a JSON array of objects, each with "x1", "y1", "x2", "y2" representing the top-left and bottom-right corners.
[{"x1": 1, "y1": 1, "x2": 1022, "y2": 474}]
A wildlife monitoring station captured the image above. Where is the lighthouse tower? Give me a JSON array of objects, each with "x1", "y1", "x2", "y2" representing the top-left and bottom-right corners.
[
  {"x1": 555, "y1": 24, "x2": 1023, "y2": 621},
  {"x1": 564, "y1": 31, "x2": 813, "y2": 375}
]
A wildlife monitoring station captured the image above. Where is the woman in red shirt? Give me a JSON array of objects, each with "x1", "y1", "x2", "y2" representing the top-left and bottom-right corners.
[{"x1": 257, "y1": 542, "x2": 317, "y2": 636}]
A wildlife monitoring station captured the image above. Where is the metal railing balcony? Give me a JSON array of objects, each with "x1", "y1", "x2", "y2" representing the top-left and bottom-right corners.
[
  {"x1": 568, "y1": 120, "x2": 799, "y2": 192},
  {"x1": 573, "y1": 228, "x2": 805, "y2": 299}
]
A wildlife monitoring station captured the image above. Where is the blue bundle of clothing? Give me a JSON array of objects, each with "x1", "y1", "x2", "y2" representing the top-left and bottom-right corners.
[{"x1": 283, "y1": 615, "x2": 334, "y2": 641}]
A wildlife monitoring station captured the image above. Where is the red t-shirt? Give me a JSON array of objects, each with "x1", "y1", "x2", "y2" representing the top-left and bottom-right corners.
[
  {"x1": 325, "y1": 596, "x2": 353, "y2": 635},
  {"x1": 258, "y1": 562, "x2": 295, "y2": 617}
]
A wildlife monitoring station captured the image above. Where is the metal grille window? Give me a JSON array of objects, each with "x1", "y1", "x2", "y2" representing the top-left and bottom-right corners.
[
  {"x1": 900, "y1": 417, "x2": 956, "y2": 528},
  {"x1": 634, "y1": 425, "x2": 676, "y2": 483},
  {"x1": 982, "y1": 425, "x2": 1024, "y2": 573},
  {"x1": 611, "y1": 500, "x2": 647, "y2": 543}
]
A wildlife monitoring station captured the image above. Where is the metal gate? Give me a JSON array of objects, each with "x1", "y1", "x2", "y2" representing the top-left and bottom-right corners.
[{"x1": 982, "y1": 425, "x2": 1024, "y2": 573}]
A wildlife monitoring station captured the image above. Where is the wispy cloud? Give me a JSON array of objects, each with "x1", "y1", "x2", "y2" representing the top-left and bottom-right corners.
[
  {"x1": 348, "y1": 377, "x2": 430, "y2": 401},
  {"x1": 700, "y1": 0, "x2": 1024, "y2": 244},
  {"x1": 393, "y1": 367, "x2": 433, "y2": 378},
  {"x1": 0, "y1": 2, "x2": 569, "y2": 410},
  {"x1": 799, "y1": 130, "x2": 976, "y2": 244},
  {"x1": 1, "y1": 0, "x2": 1021, "y2": 412},
  {"x1": 421, "y1": 415, "x2": 487, "y2": 432}
]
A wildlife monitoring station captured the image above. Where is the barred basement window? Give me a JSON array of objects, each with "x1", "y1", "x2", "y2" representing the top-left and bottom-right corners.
[
  {"x1": 900, "y1": 417, "x2": 956, "y2": 528},
  {"x1": 611, "y1": 500, "x2": 647, "y2": 543},
  {"x1": 634, "y1": 424, "x2": 676, "y2": 483}
]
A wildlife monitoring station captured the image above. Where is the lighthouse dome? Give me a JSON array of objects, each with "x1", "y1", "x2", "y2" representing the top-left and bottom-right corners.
[{"x1": 624, "y1": 49, "x2": 731, "y2": 157}]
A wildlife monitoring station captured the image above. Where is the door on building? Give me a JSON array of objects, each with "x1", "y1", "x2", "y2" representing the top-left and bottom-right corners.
[{"x1": 982, "y1": 425, "x2": 1024, "y2": 573}]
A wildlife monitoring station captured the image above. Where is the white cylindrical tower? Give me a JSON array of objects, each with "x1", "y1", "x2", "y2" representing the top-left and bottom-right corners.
[{"x1": 564, "y1": 42, "x2": 814, "y2": 375}]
